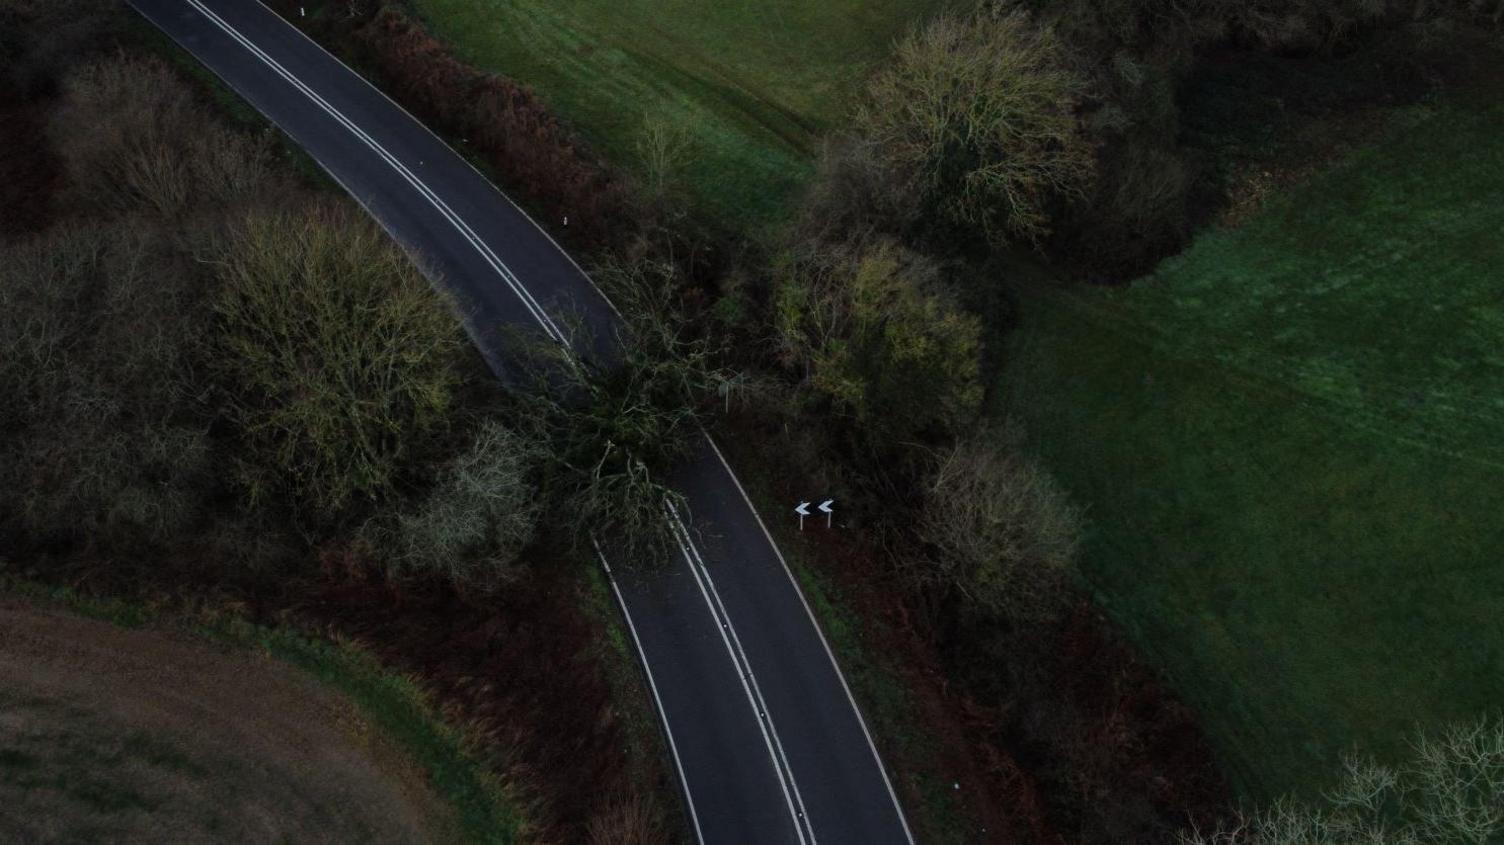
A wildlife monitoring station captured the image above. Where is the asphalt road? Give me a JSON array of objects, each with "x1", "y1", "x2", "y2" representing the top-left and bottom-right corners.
[{"x1": 127, "y1": 2, "x2": 916, "y2": 842}]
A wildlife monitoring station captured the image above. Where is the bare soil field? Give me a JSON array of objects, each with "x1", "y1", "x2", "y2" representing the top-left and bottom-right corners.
[{"x1": 0, "y1": 597, "x2": 458, "y2": 843}]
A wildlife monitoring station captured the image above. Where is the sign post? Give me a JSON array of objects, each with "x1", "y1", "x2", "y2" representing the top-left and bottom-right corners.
[{"x1": 794, "y1": 501, "x2": 811, "y2": 531}]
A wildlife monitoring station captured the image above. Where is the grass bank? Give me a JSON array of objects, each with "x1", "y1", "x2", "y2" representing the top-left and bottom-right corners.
[
  {"x1": 404, "y1": 0, "x2": 944, "y2": 228},
  {"x1": 996, "y1": 99, "x2": 1504, "y2": 799}
]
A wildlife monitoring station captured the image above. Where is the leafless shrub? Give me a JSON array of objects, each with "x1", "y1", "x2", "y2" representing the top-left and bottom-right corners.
[
  {"x1": 1410, "y1": 717, "x2": 1504, "y2": 843},
  {"x1": 1180, "y1": 715, "x2": 1504, "y2": 845},
  {"x1": 919, "y1": 427, "x2": 1083, "y2": 624},
  {"x1": 796, "y1": 133, "x2": 916, "y2": 244},
  {"x1": 634, "y1": 110, "x2": 694, "y2": 212},
  {"x1": 372, "y1": 419, "x2": 542, "y2": 592},
  {"x1": 50, "y1": 54, "x2": 277, "y2": 219},
  {"x1": 586, "y1": 792, "x2": 670, "y2": 845},
  {"x1": 0, "y1": 222, "x2": 215, "y2": 549}
]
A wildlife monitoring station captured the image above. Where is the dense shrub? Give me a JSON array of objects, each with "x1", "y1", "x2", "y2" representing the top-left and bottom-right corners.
[
  {"x1": 0, "y1": 223, "x2": 215, "y2": 551},
  {"x1": 919, "y1": 428, "x2": 1083, "y2": 625},
  {"x1": 211, "y1": 205, "x2": 466, "y2": 520},
  {"x1": 49, "y1": 55, "x2": 277, "y2": 219},
  {"x1": 796, "y1": 134, "x2": 917, "y2": 245},
  {"x1": 0, "y1": 0, "x2": 124, "y2": 100},
  {"x1": 857, "y1": 9, "x2": 1095, "y2": 247},
  {"x1": 0, "y1": 0, "x2": 126, "y2": 238},
  {"x1": 341, "y1": 7, "x2": 628, "y2": 251},
  {"x1": 774, "y1": 239, "x2": 983, "y2": 443},
  {"x1": 1013, "y1": 0, "x2": 1503, "y2": 278},
  {"x1": 376, "y1": 419, "x2": 541, "y2": 592}
]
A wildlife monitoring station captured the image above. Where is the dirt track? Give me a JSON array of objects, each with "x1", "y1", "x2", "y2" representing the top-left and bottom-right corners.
[{"x1": 0, "y1": 597, "x2": 456, "y2": 843}]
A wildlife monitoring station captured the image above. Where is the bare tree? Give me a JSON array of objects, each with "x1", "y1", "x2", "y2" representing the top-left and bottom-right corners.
[
  {"x1": 373, "y1": 419, "x2": 542, "y2": 593},
  {"x1": 1180, "y1": 716, "x2": 1504, "y2": 845},
  {"x1": 505, "y1": 256, "x2": 749, "y2": 566},
  {"x1": 919, "y1": 427, "x2": 1083, "y2": 624},
  {"x1": 857, "y1": 8, "x2": 1095, "y2": 246},
  {"x1": 211, "y1": 204, "x2": 465, "y2": 520}
]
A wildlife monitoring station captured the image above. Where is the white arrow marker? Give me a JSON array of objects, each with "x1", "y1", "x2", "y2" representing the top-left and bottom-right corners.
[
  {"x1": 795, "y1": 501, "x2": 811, "y2": 531},
  {"x1": 818, "y1": 499, "x2": 835, "y2": 528}
]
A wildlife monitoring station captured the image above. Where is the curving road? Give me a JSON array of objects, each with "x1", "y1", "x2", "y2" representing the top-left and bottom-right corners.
[{"x1": 127, "y1": 2, "x2": 915, "y2": 842}]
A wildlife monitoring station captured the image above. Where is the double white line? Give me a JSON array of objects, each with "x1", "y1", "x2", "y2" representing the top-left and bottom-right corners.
[
  {"x1": 666, "y1": 502, "x2": 817, "y2": 844},
  {"x1": 182, "y1": 0, "x2": 569, "y2": 348},
  {"x1": 594, "y1": 506, "x2": 818, "y2": 844},
  {"x1": 177, "y1": 2, "x2": 824, "y2": 840}
]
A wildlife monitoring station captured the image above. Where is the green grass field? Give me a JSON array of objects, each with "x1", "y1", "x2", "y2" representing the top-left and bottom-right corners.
[
  {"x1": 996, "y1": 100, "x2": 1504, "y2": 800},
  {"x1": 406, "y1": 0, "x2": 944, "y2": 227}
]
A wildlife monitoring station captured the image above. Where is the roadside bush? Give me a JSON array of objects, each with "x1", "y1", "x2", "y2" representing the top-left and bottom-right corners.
[
  {"x1": 344, "y1": 6, "x2": 628, "y2": 251},
  {"x1": 377, "y1": 419, "x2": 541, "y2": 592},
  {"x1": 211, "y1": 205, "x2": 465, "y2": 521},
  {"x1": 587, "y1": 793, "x2": 670, "y2": 845},
  {"x1": 50, "y1": 54, "x2": 277, "y2": 220},
  {"x1": 1180, "y1": 715, "x2": 1504, "y2": 844},
  {"x1": 774, "y1": 239, "x2": 983, "y2": 444},
  {"x1": 797, "y1": 134, "x2": 916, "y2": 245},
  {"x1": 918, "y1": 428, "x2": 1083, "y2": 625},
  {"x1": 857, "y1": 8, "x2": 1095, "y2": 247}
]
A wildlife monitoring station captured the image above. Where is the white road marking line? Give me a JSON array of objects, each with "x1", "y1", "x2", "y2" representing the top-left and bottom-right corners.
[
  {"x1": 666, "y1": 507, "x2": 812, "y2": 845},
  {"x1": 182, "y1": 0, "x2": 568, "y2": 347},
  {"x1": 593, "y1": 541, "x2": 707, "y2": 845},
  {"x1": 701, "y1": 432, "x2": 917, "y2": 844},
  {"x1": 667, "y1": 502, "x2": 819, "y2": 844},
  {"x1": 171, "y1": 4, "x2": 906, "y2": 840},
  {"x1": 245, "y1": 0, "x2": 626, "y2": 325}
]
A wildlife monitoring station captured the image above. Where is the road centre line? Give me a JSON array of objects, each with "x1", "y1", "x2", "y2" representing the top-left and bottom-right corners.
[
  {"x1": 666, "y1": 505, "x2": 814, "y2": 844},
  {"x1": 664, "y1": 502, "x2": 818, "y2": 835},
  {"x1": 245, "y1": 0, "x2": 626, "y2": 325},
  {"x1": 182, "y1": 0, "x2": 568, "y2": 347},
  {"x1": 700, "y1": 433, "x2": 916, "y2": 844}
]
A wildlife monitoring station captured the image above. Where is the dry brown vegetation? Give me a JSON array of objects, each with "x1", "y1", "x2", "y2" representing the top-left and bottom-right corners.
[
  {"x1": 267, "y1": 1, "x2": 631, "y2": 253},
  {"x1": 302, "y1": 559, "x2": 680, "y2": 843},
  {"x1": 50, "y1": 54, "x2": 280, "y2": 220}
]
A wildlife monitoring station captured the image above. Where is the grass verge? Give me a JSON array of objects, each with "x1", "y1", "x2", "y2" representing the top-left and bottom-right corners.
[{"x1": 995, "y1": 97, "x2": 1504, "y2": 800}]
